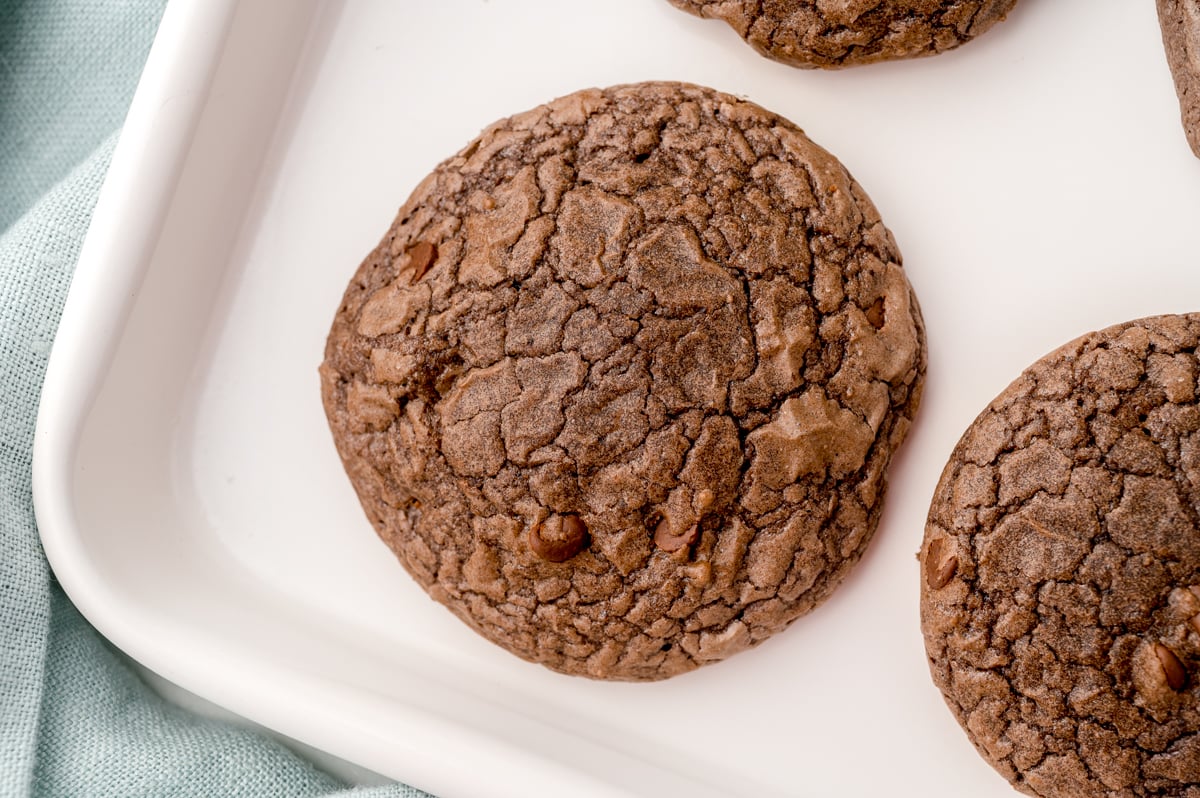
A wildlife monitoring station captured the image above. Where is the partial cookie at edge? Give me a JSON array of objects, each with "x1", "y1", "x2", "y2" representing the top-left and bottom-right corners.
[
  {"x1": 921, "y1": 313, "x2": 1200, "y2": 797},
  {"x1": 667, "y1": 0, "x2": 1019, "y2": 69},
  {"x1": 1158, "y1": 0, "x2": 1200, "y2": 158}
]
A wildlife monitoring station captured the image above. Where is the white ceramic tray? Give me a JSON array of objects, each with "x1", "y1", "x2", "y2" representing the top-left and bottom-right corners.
[{"x1": 33, "y1": 0, "x2": 1200, "y2": 796}]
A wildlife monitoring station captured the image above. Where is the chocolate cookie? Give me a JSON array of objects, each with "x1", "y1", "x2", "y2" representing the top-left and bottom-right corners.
[
  {"x1": 1157, "y1": 0, "x2": 1200, "y2": 159},
  {"x1": 667, "y1": 0, "x2": 1018, "y2": 69},
  {"x1": 321, "y1": 82, "x2": 926, "y2": 681},
  {"x1": 921, "y1": 314, "x2": 1200, "y2": 796}
]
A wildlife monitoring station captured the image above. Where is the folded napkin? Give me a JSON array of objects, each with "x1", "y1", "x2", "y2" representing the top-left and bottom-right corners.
[{"x1": 0, "y1": 1, "x2": 427, "y2": 795}]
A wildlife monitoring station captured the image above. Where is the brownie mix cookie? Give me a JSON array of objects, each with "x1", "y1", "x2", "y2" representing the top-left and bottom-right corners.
[
  {"x1": 921, "y1": 314, "x2": 1200, "y2": 796},
  {"x1": 322, "y1": 82, "x2": 926, "y2": 681},
  {"x1": 667, "y1": 0, "x2": 1019, "y2": 69},
  {"x1": 1157, "y1": 0, "x2": 1200, "y2": 159}
]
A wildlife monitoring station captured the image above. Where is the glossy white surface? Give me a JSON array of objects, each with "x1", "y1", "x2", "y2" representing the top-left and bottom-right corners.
[{"x1": 34, "y1": 1, "x2": 1200, "y2": 796}]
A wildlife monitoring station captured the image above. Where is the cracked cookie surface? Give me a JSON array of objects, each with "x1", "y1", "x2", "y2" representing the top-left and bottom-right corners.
[
  {"x1": 321, "y1": 82, "x2": 925, "y2": 681},
  {"x1": 921, "y1": 314, "x2": 1200, "y2": 796},
  {"x1": 667, "y1": 0, "x2": 1018, "y2": 69}
]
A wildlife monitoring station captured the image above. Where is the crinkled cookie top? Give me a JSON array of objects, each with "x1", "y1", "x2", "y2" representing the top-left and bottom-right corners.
[
  {"x1": 668, "y1": 0, "x2": 1018, "y2": 68},
  {"x1": 322, "y1": 82, "x2": 925, "y2": 680},
  {"x1": 922, "y1": 314, "x2": 1200, "y2": 796}
]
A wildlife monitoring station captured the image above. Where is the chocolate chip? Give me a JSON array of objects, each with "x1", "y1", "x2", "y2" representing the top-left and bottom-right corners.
[
  {"x1": 1156, "y1": 643, "x2": 1188, "y2": 690},
  {"x1": 866, "y1": 298, "x2": 886, "y2": 330},
  {"x1": 925, "y1": 537, "x2": 957, "y2": 590},
  {"x1": 529, "y1": 514, "x2": 589, "y2": 563},
  {"x1": 562, "y1": 514, "x2": 587, "y2": 542},
  {"x1": 403, "y1": 241, "x2": 437, "y2": 281},
  {"x1": 654, "y1": 515, "x2": 698, "y2": 552}
]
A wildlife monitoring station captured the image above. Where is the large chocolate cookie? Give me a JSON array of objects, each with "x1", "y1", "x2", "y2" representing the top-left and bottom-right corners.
[
  {"x1": 667, "y1": 0, "x2": 1018, "y2": 69},
  {"x1": 1157, "y1": 0, "x2": 1200, "y2": 159},
  {"x1": 322, "y1": 82, "x2": 926, "y2": 681},
  {"x1": 921, "y1": 314, "x2": 1200, "y2": 796}
]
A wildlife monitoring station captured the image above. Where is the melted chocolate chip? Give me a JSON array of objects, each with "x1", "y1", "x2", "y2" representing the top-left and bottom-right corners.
[{"x1": 529, "y1": 514, "x2": 589, "y2": 563}]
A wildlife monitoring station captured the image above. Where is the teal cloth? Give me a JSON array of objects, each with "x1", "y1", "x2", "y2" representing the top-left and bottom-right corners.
[{"x1": 0, "y1": 2, "x2": 431, "y2": 796}]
